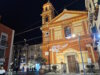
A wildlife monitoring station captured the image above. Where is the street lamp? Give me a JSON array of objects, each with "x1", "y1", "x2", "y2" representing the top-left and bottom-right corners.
[
  {"x1": 78, "y1": 35, "x2": 86, "y2": 75},
  {"x1": 66, "y1": 34, "x2": 86, "y2": 75},
  {"x1": 23, "y1": 39, "x2": 29, "y2": 65}
]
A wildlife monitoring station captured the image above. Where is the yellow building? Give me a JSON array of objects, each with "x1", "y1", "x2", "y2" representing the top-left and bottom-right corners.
[{"x1": 41, "y1": 1, "x2": 99, "y2": 73}]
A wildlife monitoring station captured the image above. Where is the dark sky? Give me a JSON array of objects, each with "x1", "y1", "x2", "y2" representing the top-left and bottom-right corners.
[{"x1": 0, "y1": 0, "x2": 85, "y2": 45}]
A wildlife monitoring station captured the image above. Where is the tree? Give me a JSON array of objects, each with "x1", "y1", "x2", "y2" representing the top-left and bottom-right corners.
[{"x1": 35, "y1": 56, "x2": 47, "y2": 65}]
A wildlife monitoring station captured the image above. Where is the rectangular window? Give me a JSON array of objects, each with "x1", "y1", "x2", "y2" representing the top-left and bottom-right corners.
[
  {"x1": 0, "y1": 32, "x2": 8, "y2": 46},
  {"x1": 0, "y1": 49, "x2": 5, "y2": 58}
]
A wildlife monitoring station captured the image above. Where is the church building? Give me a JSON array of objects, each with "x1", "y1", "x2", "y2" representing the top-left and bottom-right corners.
[{"x1": 41, "y1": 1, "x2": 99, "y2": 73}]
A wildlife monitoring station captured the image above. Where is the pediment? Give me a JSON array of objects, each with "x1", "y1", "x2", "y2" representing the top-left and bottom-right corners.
[
  {"x1": 55, "y1": 14, "x2": 79, "y2": 22},
  {"x1": 49, "y1": 10, "x2": 87, "y2": 24}
]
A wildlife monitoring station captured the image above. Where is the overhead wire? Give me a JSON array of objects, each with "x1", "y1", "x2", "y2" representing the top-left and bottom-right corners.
[
  {"x1": 57, "y1": 0, "x2": 79, "y2": 12},
  {"x1": 14, "y1": 36, "x2": 42, "y2": 44},
  {"x1": 75, "y1": 0, "x2": 85, "y2": 10},
  {"x1": 15, "y1": 0, "x2": 82, "y2": 44},
  {"x1": 15, "y1": 0, "x2": 79, "y2": 37},
  {"x1": 15, "y1": 26, "x2": 41, "y2": 36},
  {"x1": 22, "y1": 20, "x2": 41, "y2": 32}
]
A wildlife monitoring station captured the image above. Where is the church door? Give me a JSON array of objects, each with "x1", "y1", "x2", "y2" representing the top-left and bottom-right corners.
[{"x1": 67, "y1": 55, "x2": 79, "y2": 73}]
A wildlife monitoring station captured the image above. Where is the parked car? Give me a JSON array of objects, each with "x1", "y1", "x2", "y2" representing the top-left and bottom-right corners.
[{"x1": 0, "y1": 67, "x2": 6, "y2": 75}]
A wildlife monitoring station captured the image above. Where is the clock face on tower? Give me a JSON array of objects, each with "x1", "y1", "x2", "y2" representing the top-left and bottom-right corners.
[{"x1": 45, "y1": 32, "x2": 49, "y2": 36}]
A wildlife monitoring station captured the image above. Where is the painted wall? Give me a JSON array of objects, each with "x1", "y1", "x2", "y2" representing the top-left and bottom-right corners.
[{"x1": 0, "y1": 23, "x2": 14, "y2": 70}]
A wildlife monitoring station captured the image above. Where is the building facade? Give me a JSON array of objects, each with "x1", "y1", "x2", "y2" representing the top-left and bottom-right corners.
[
  {"x1": 85, "y1": 0, "x2": 99, "y2": 40},
  {"x1": 41, "y1": 1, "x2": 99, "y2": 73},
  {"x1": 85, "y1": 0, "x2": 100, "y2": 68},
  {"x1": 19, "y1": 44, "x2": 41, "y2": 69},
  {"x1": 0, "y1": 23, "x2": 14, "y2": 70}
]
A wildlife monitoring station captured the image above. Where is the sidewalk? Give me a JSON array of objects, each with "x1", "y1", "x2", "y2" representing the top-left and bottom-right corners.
[
  {"x1": 45, "y1": 72, "x2": 60, "y2": 75},
  {"x1": 45, "y1": 72, "x2": 80, "y2": 75},
  {"x1": 45, "y1": 72, "x2": 100, "y2": 75}
]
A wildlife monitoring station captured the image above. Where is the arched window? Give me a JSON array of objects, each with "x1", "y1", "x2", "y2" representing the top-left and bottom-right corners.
[
  {"x1": 45, "y1": 7, "x2": 48, "y2": 11},
  {"x1": 64, "y1": 26, "x2": 71, "y2": 37},
  {"x1": 45, "y1": 16, "x2": 49, "y2": 22}
]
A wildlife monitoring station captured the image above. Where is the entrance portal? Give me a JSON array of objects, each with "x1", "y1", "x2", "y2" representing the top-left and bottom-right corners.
[{"x1": 67, "y1": 55, "x2": 79, "y2": 73}]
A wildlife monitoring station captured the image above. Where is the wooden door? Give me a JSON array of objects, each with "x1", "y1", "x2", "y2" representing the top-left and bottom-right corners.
[{"x1": 67, "y1": 55, "x2": 78, "y2": 73}]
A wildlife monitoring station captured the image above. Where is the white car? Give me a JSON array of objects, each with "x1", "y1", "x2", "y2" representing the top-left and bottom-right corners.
[{"x1": 0, "y1": 68, "x2": 5, "y2": 75}]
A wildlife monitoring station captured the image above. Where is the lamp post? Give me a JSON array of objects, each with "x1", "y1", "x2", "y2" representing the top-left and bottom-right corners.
[
  {"x1": 78, "y1": 35, "x2": 86, "y2": 75},
  {"x1": 66, "y1": 34, "x2": 86, "y2": 75},
  {"x1": 23, "y1": 39, "x2": 29, "y2": 65}
]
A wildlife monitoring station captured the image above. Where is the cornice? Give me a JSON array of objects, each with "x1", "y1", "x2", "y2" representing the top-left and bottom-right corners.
[{"x1": 49, "y1": 14, "x2": 87, "y2": 25}]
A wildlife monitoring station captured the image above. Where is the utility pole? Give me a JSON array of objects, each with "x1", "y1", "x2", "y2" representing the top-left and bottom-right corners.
[
  {"x1": 24, "y1": 39, "x2": 29, "y2": 65},
  {"x1": 78, "y1": 35, "x2": 86, "y2": 75}
]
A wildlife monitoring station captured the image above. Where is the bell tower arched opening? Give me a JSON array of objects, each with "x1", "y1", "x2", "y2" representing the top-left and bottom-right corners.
[{"x1": 41, "y1": 1, "x2": 55, "y2": 25}]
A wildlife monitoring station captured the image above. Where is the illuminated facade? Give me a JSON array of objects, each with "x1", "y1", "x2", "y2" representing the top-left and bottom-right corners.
[
  {"x1": 41, "y1": 1, "x2": 99, "y2": 73},
  {"x1": 85, "y1": 0, "x2": 100, "y2": 68},
  {"x1": 85, "y1": 0, "x2": 99, "y2": 33}
]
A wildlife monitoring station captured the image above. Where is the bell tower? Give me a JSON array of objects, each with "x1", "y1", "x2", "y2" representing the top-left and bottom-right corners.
[{"x1": 41, "y1": 1, "x2": 55, "y2": 25}]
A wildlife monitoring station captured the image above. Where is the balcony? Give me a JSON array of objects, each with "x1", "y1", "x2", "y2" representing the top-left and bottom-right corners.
[{"x1": 0, "y1": 40, "x2": 8, "y2": 49}]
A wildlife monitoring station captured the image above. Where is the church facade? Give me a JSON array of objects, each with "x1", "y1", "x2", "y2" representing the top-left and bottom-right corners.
[{"x1": 41, "y1": 1, "x2": 99, "y2": 73}]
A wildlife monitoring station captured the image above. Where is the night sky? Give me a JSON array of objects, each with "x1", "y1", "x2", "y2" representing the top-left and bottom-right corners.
[{"x1": 0, "y1": 0, "x2": 85, "y2": 45}]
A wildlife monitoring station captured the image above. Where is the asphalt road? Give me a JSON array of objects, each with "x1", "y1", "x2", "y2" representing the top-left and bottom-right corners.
[
  {"x1": 7, "y1": 72, "x2": 100, "y2": 75},
  {"x1": 7, "y1": 71, "x2": 39, "y2": 75}
]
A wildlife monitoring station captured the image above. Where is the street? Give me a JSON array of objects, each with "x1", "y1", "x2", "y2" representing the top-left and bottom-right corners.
[
  {"x1": 7, "y1": 71, "x2": 38, "y2": 75},
  {"x1": 7, "y1": 72, "x2": 100, "y2": 75},
  {"x1": 45, "y1": 72, "x2": 100, "y2": 75}
]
